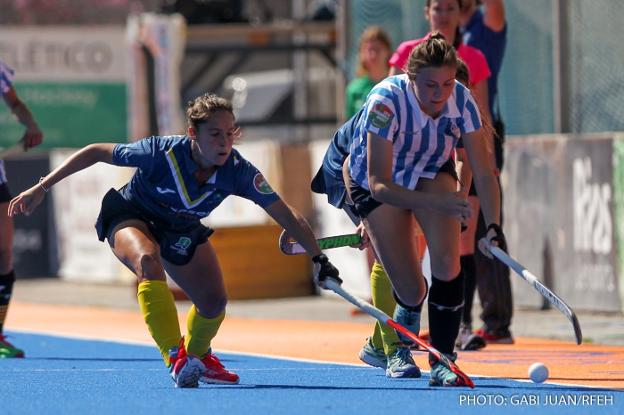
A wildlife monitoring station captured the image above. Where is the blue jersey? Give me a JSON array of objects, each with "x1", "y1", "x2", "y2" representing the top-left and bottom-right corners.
[
  {"x1": 349, "y1": 74, "x2": 482, "y2": 191},
  {"x1": 112, "y1": 135, "x2": 280, "y2": 228},
  {"x1": 311, "y1": 107, "x2": 365, "y2": 208},
  {"x1": 463, "y1": 9, "x2": 507, "y2": 114}
]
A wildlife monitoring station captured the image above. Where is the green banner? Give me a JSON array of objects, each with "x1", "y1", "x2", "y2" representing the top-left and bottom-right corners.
[
  {"x1": 613, "y1": 135, "x2": 624, "y2": 312},
  {"x1": 0, "y1": 82, "x2": 126, "y2": 149}
]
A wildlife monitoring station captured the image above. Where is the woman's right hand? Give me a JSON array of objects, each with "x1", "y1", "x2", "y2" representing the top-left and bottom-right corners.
[
  {"x1": 8, "y1": 184, "x2": 46, "y2": 217},
  {"x1": 429, "y1": 191, "x2": 472, "y2": 222},
  {"x1": 354, "y1": 223, "x2": 371, "y2": 250}
]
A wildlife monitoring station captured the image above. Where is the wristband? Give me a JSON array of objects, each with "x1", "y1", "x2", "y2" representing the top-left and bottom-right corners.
[{"x1": 38, "y1": 177, "x2": 50, "y2": 192}]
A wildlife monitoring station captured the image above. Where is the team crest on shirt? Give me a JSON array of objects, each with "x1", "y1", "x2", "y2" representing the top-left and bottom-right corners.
[
  {"x1": 253, "y1": 173, "x2": 274, "y2": 195},
  {"x1": 445, "y1": 120, "x2": 461, "y2": 139},
  {"x1": 370, "y1": 103, "x2": 394, "y2": 129}
]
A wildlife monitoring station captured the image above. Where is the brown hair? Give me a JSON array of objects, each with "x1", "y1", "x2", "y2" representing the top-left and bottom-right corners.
[
  {"x1": 425, "y1": 0, "x2": 463, "y2": 49},
  {"x1": 405, "y1": 32, "x2": 457, "y2": 81},
  {"x1": 455, "y1": 58, "x2": 470, "y2": 86},
  {"x1": 355, "y1": 25, "x2": 392, "y2": 77},
  {"x1": 185, "y1": 93, "x2": 234, "y2": 128}
]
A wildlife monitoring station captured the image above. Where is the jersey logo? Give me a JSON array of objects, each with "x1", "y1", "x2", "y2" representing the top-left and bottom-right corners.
[
  {"x1": 370, "y1": 103, "x2": 393, "y2": 129},
  {"x1": 156, "y1": 186, "x2": 176, "y2": 195},
  {"x1": 253, "y1": 173, "x2": 274, "y2": 195}
]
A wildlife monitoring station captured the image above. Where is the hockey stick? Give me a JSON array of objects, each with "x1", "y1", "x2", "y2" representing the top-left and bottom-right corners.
[
  {"x1": 323, "y1": 279, "x2": 475, "y2": 388},
  {"x1": 488, "y1": 246, "x2": 582, "y2": 345},
  {"x1": 278, "y1": 230, "x2": 362, "y2": 255}
]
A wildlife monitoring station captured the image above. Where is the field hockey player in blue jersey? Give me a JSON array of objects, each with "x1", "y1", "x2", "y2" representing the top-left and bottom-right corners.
[
  {"x1": 344, "y1": 33, "x2": 504, "y2": 386},
  {"x1": 8, "y1": 93, "x2": 341, "y2": 388}
]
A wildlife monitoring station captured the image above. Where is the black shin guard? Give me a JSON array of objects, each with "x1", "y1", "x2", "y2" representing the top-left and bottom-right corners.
[
  {"x1": 428, "y1": 273, "x2": 464, "y2": 355},
  {"x1": 0, "y1": 270, "x2": 16, "y2": 332}
]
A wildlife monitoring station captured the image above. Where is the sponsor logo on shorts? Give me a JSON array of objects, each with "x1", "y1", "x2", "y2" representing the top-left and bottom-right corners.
[
  {"x1": 370, "y1": 103, "x2": 393, "y2": 129},
  {"x1": 253, "y1": 173, "x2": 274, "y2": 195},
  {"x1": 172, "y1": 236, "x2": 192, "y2": 256}
]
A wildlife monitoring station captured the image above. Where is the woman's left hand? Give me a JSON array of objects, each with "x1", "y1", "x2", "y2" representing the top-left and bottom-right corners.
[
  {"x1": 312, "y1": 254, "x2": 343, "y2": 288},
  {"x1": 430, "y1": 191, "x2": 473, "y2": 222},
  {"x1": 8, "y1": 184, "x2": 46, "y2": 217},
  {"x1": 478, "y1": 223, "x2": 507, "y2": 259}
]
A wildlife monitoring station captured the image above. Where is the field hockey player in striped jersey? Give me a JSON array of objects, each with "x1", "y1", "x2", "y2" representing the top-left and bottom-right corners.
[
  {"x1": 8, "y1": 93, "x2": 341, "y2": 388},
  {"x1": 345, "y1": 33, "x2": 504, "y2": 386},
  {"x1": 0, "y1": 58, "x2": 44, "y2": 359}
]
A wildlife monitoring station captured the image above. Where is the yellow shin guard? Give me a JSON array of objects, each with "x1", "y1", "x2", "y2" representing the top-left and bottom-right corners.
[
  {"x1": 137, "y1": 280, "x2": 181, "y2": 366},
  {"x1": 185, "y1": 305, "x2": 225, "y2": 358},
  {"x1": 370, "y1": 261, "x2": 401, "y2": 355}
]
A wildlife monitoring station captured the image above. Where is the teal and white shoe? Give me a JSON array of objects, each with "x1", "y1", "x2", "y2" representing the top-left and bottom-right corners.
[
  {"x1": 393, "y1": 304, "x2": 421, "y2": 345},
  {"x1": 358, "y1": 337, "x2": 387, "y2": 368},
  {"x1": 428, "y1": 352, "x2": 466, "y2": 387},
  {"x1": 385, "y1": 347, "x2": 421, "y2": 378}
]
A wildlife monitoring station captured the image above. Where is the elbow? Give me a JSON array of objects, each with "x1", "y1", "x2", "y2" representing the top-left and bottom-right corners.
[
  {"x1": 368, "y1": 177, "x2": 387, "y2": 201},
  {"x1": 84, "y1": 143, "x2": 112, "y2": 163}
]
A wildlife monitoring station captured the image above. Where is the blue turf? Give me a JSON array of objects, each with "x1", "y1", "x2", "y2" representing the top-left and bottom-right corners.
[{"x1": 0, "y1": 332, "x2": 621, "y2": 415}]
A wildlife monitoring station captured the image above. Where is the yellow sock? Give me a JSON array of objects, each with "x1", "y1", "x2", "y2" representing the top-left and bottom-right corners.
[
  {"x1": 137, "y1": 280, "x2": 181, "y2": 366},
  {"x1": 370, "y1": 261, "x2": 400, "y2": 355},
  {"x1": 185, "y1": 305, "x2": 225, "y2": 357}
]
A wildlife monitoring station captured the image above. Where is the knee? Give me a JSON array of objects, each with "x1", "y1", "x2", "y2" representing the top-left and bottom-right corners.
[
  {"x1": 431, "y1": 252, "x2": 459, "y2": 280},
  {"x1": 134, "y1": 251, "x2": 164, "y2": 281},
  {"x1": 195, "y1": 295, "x2": 227, "y2": 318}
]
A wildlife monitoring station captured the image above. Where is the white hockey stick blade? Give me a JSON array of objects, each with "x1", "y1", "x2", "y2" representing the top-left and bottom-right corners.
[{"x1": 489, "y1": 245, "x2": 582, "y2": 345}]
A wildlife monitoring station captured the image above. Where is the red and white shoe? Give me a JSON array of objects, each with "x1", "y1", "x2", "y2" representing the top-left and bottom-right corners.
[
  {"x1": 169, "y1": 354, "x2": 204, "y2": 388},
  {"x1": 199, "y1": 351, "x2": 240, "y2": 385},
  {"x1": 475, "y1": 328, "x2": 514, "y2": 344},
  {"x1": 168, "y1": 339, "x2": 203, "y2": 388}
]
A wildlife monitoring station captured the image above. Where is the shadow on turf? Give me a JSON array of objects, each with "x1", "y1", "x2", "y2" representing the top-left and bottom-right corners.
[{"x1": 26, "y1": 357, "x2": 162, "y2": 362}]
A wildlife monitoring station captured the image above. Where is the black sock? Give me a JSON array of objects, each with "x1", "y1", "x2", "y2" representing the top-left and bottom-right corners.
[
  {"x1": 393, "y1": 279, "x2": 428, "y2": 312},
  {"x1": 0, "y1": 270, "x2": 16, "y2": 333},
  {"x1": 428, "y1": 273, "x2": 464, "y2": 355}
]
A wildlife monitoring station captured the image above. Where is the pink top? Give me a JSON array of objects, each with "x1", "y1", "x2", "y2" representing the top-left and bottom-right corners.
[{"x1": 388, "y1": 34, "x2": 491, "y2": 87}]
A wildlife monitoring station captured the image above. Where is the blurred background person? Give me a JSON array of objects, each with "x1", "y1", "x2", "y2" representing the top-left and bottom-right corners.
[
  {"x1": 459, "y1": 0, "x2": 512, "y2": 346},
  {"x1": 0, "y1": 58, "x2": 44, "y2": 358},
  {"x1": 345, "y1": 25, "x2": 392, "y2": 119},
  {"x1": 389, "y1": 0, "x2": 492, "y2": 131}
]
